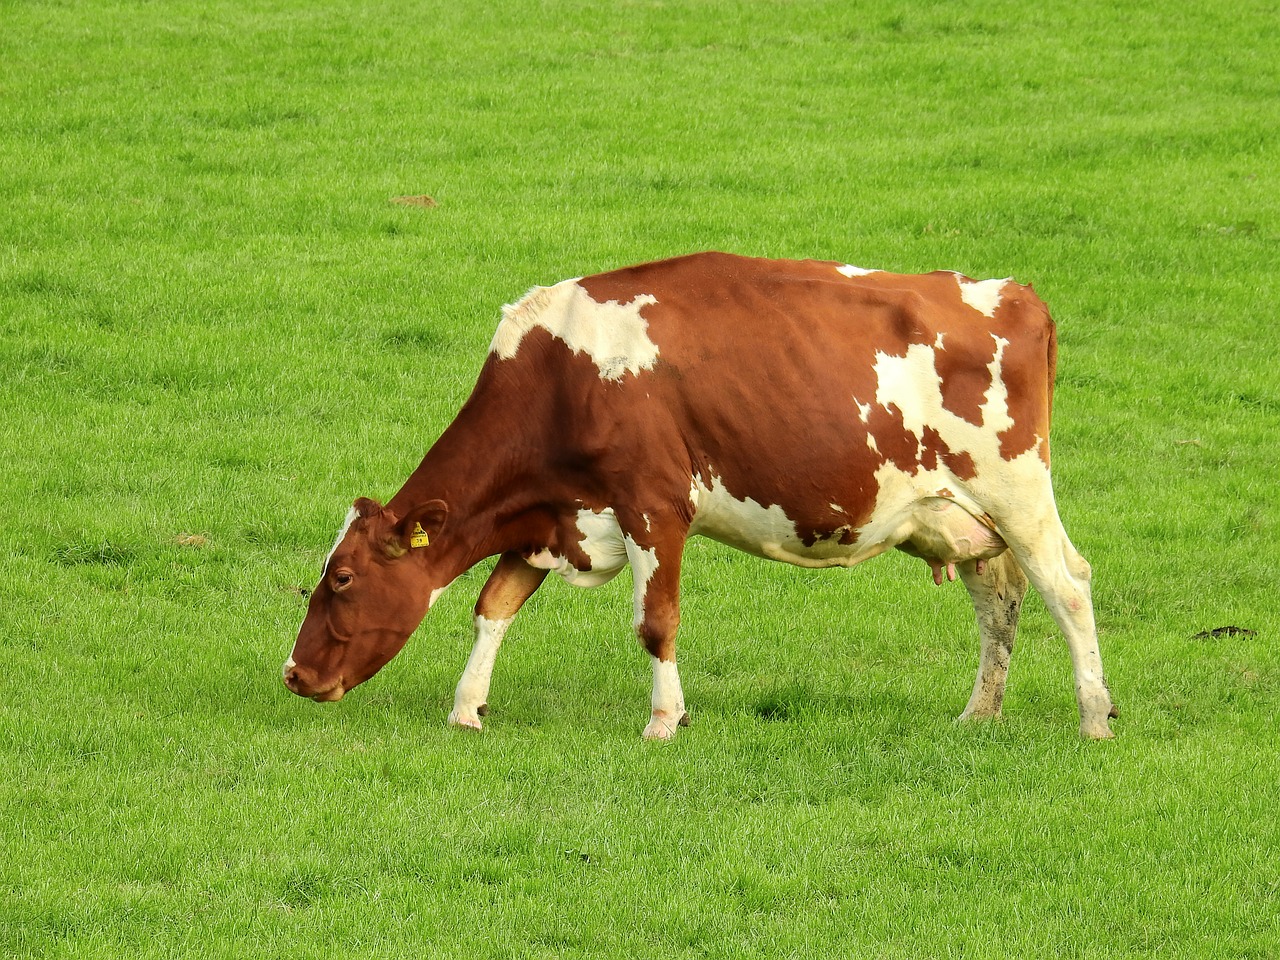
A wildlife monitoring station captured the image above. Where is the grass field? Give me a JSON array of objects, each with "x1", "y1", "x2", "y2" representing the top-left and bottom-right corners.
[{"x1": 3, "y1": 0, "x2": 1279, "y2": 956}]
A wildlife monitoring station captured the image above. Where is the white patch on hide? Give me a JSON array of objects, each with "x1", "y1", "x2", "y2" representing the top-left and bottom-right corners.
[
  {"x1": 855, "y1": 332, "x2": 1052, "y2": 550},
  {"x1": 856, "y1": 447, "x2": 1050, "y2": 560},
  {"x1": 526, "y1": 549, "x2": 559, "y2": 570},
  {"x1": 490, "y1": 279, "x2": 660, "y2": 381},
  {"x1": 623, "y1": 535, "x2": 659, "y2": 630},
  {"x1": 871, "y1": 335, "x2": 1014, "y2": 442},
  {"x1": 836, "y1": 264, "x2": 880, "y2": 278},
  {"x1": 324, "y1": 507, "x2": 359, "y2": 574},
  {"x1": 688, "y1": 472, "x2": 880, "y2": 568},
  {"x1": 529, "y1": 508, "x2": 630, "y2": 588},
  {"x1": 688, "y1": 472, "x2": 793, "y2": 555},
  {"x1": 956, "y1": 275, "x2": 1009, "y2": 318},
  {"x1": 570, "y1": 508, "x2": 630, "y2": 584}
]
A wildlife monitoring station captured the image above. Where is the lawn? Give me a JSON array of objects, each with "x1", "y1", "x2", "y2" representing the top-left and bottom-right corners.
[{"x1": 2, "y1": 0, "x2": 1278, "y2": 957}]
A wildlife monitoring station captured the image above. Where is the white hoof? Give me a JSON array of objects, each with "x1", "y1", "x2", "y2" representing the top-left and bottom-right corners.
[
  {"x1": 956, "y1": 706, "x2": 1002, "y2": 725},
  {"x1": 1079, "y1": 695, "x2": 1118, "y2": 739},
  {"x1": 1080, "y1": 717, "x2": 1115, "y2": 740},
  {"x1": 642, "y1": 711, "x2": 689, "y2": 741},
  {"x1": 448, "y1": 706, "x2": 486, "y2": 732}
]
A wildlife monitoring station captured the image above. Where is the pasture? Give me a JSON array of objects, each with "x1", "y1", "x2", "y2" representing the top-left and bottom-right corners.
[{"x1": 2, "y1": 0, "x2": 1277, "y2": 956}]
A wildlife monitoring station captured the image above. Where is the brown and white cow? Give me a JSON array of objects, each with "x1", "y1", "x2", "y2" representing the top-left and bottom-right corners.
[{"x1": 283, "y1": 252, "x2": 1116, "y2": 739}]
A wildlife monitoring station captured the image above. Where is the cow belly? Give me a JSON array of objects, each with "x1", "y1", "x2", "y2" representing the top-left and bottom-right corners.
[
  {"x1": 688, "y1": 474, "x2": 1007, "y2": 570},
  {"x1": 688, "y1": 475, "x2": 880, "y2": 568}
]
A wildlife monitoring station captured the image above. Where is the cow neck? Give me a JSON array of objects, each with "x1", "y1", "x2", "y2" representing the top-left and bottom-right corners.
[{"x1": 386, "y1": 388, "x2": 543, "y2": 573}]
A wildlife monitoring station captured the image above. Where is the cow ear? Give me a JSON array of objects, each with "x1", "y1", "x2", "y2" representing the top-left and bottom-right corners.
[
  {"x1": 353, "y1": 497, "x2": 384, "y2": 519},
  {"x1": 391, "y1": 499, "x2": 449, "y2": 556}
]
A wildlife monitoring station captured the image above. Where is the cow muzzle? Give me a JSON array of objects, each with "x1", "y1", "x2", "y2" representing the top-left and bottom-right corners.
[{"x1": 282, "y1": 658, "x2": 346, "y2": 702}]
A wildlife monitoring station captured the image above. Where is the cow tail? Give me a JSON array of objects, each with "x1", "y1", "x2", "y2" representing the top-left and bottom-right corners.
[
  {"x1": 1045, "y1": 309, "x2": 1058, "y2": 421},
  {"x1": 1040, "y1": 294, "x2": 1058, "y2": 468}
]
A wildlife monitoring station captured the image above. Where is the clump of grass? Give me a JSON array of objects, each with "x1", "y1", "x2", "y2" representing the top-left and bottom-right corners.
[{"x1": 50, "y1": 539, "x2": 134, "y2": 568}]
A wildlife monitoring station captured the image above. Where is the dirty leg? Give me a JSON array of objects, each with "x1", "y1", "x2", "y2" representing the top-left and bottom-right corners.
[{"x1": 956, "y1": 551, "x2": 1028, "y2": 723}]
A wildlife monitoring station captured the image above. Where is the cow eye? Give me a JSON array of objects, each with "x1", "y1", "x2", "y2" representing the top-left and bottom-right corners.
[{"x1": 332, "y1": 569, "x2": 355, "y2": 591}]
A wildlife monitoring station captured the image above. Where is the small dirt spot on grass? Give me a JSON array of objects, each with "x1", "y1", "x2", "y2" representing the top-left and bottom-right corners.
[
  {"x1": 1191, "y1": 625, "x2": 1257, "y2": 640},
  {"x1": 390, "y1": 195, "x2": 438, "y2": 208},
  {"x1": 379, "y1": 326, "x2": 448, "y2": 351}
]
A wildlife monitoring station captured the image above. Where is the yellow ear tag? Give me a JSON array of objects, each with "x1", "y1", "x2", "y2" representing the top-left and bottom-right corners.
[{"x1": 409, "y1": 522, "x2": 430, "y2": 548}]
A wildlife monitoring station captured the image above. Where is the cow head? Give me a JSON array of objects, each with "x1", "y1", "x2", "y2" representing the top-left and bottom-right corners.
[{"x1": 283, "y1": 497, "x2": 449, "y2": 702}]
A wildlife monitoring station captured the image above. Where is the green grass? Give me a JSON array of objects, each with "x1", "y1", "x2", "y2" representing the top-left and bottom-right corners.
[{"x1": 2, "y1": 0, "x2": 1278, "y2": 956}]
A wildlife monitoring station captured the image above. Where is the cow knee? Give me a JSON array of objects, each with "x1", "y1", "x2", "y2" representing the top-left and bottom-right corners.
[
  {"x1": 636, "y1": 611, "x2": 679, "y2": 662},
  {"x1": 1066, "y1": 550, "x2": 1092, "y2": 583}
]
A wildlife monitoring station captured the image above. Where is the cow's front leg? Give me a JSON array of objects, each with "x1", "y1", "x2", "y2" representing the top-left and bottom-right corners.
[
  {"x1": 448, "y1": 552, "x2": 547, "y2": 731},
  {"x1": 624, "y1": 531, "x2": 690, "y2": 740},
  {"x1": 645, "y1": 655, "x2": 691, "y2": 741}
]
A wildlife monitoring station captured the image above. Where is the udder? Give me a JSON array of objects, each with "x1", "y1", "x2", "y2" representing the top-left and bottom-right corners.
[{"x1": 896, "y1": 497, "x2": 1008, "y2": 585}]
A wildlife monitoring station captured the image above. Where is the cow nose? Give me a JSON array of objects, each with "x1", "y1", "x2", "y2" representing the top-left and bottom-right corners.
[
  {"x1": 281, "y1": 657, "x2": 346, "y2": 701},
  {"x1": 282, "y1": 658, "x2": 304, "y2": 694}
]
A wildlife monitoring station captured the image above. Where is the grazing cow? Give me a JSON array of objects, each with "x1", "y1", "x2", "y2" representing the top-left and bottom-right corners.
[{"x1": 283, "y1": 252, "x2": 1116, "y2": 739}]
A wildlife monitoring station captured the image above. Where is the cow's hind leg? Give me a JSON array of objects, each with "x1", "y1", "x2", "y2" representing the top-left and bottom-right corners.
[
  {"x1": 1002, "y1": 514, "x2": 1116, "y2": 739},
  {"x1": 621, "y1": 519, "x2": 691, "y2": 741},
  {"x1": 448, "y1": 552, "x2": 548, "y2": 731},
  {"x1": 956, "y1": 551, "x2": 1028, "y2": 724}
]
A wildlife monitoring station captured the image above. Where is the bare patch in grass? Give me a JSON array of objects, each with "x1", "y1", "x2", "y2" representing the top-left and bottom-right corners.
[
  {"x1": 390, "y1": 195, "x2": 438, "y2": 208},
  {"x1": 1191, "y1": 625, "x2": 1258, "y2": 640}
]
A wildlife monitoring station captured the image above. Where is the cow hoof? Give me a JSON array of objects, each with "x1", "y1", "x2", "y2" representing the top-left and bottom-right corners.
[
  {"x1": 448, "y1": 709, "x2": 485, "y2": 732},
  {"x1": 642, "y1": 711, "x2": 690, "y2": 741},
  {"x1": 955, "y1": 707, "x2": 1002, "y2": 725},
  {"x1": 1080, "y1": 718, "x2": 1115, "y2": 740}
]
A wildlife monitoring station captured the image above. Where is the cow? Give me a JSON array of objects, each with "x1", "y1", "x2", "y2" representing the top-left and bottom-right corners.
[{"x1": 283, "y1": 252, "x2": 1117, "y2": 739}]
